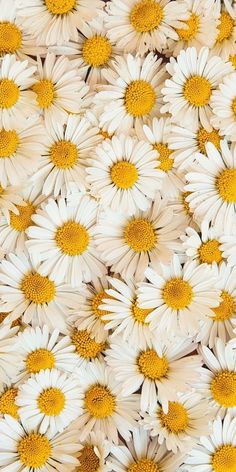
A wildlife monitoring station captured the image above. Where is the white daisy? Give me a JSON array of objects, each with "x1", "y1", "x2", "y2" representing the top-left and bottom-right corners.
[
  {"x1": 26, "y1": 195, "x2": 106, "y2": 287},
  {"x1": 0, "y1": 382, "x2": 19, "y2": 419},
  {"x1": 0, "y1": 185, "x2": 25, "y2": 220},
  {"x1": 86, "y1": 104, "x2": 117, "y2": 144},
  {"x1": 166, "y1": 190, "x2": 199, "y2": 229},
  {"x1": 181, "y1": 221, "x2": 226, "y2": 266},
  {"x1": 220, "y1": 235, "x2": 236, "y2": 267},
  {"x1": 211, "y1": 73, "x2": 236, "y2": 142},
  {"x1": 87, "y1": 134, "x2": 163, "y2": 215},
  {"x1": 0, "y1": 323, "x2": 20, "y2": 388},
  {"x1": 77, "y1": 431, "x2": 110, "y2": 472},
  {"x1": 212, "y1": 0, "x2": 236, "y2": 60},
  {"x1": 69, "y1": 325, "x2": 108, "y2": 368}
]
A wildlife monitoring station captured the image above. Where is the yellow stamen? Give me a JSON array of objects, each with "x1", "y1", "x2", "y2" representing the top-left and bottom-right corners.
[
  {"x1": 217, "y1": 11, "x2": 234, "y2": 43},
  {"x1": 71, "y1": 329, "x2": 105, "y2": 359},
  {"x1": 83, "y1": 35, "x2": 112, "y2": 67},
  {"x1": 0, "y1": 129, "x2": 19, "y2": 157},
  {"x1": 216, "y1": 169, "x2": 236, "y2": 203},
  {"x1": 198, "y1": 239, "x2": 223, "y2": 264},
  {"x1": 50, "y1": 140, "x2": 78, "y2": 169},
  {"x1": 212, "y1": 444, "x2": 236, "y2": 472},
  {"x1": 32, "y1": 79, "x2": 55, "y2": 108},
  {"x1": 38, "y1": 387, "x2": 65, "y2": 416},
  {"x1": 211, "y1": 371, "x2": 236, "y2": 407},
  {"x1": 229, "y1": 55, "x2": 236, "y2": 69},
  {"x1": 111, "y1": 161, "x2": 138, "y2": 189},
  {"x1": 197, "y1": 128, "x2": 221, "y2": 155},
  {"x1": 181, "y1": 191, "x2": 192, "y2": 216},
  {"x1": 77, "y1": 445, "x2": 100, "y2": 472},
  {"x1": 176, "y1": 13, "x2": 199, "y2": 41},
  {"x1": 85, "y1": 384, "x2": 115, "y2": 418},
  {"x1": 184, "y1": 75, "x2": 212, "y2": 107},
  {"x1": 124, "y1": 218, "x2": 156, "y2": 252},
  {"x1": 0, "y1": 79, "x2": 19, "y2": 108},
  {"x1": 132, "y1": 299, "x2": 152, "y2": 324},
  {"x1": 163, "y1": 278, "x2": 193, "y2": 310},
  {"x1": 130, "y1": 0, "x2": 163, "y2": 33},
  {"x1": 159, "y1": 401, "x2": 189, "y2": 433},
  {"x1": 128, "y1": 459, "x2": 160, "y2": 472},
  {"x1": 91, "y1": 291, "x2": 111, "y2": 322},
  {"x1": 55, "y1": 220, "x2": 89, "y2": 256},
  {"x1": 138, "y1": 349, "x2": 169, "y2": 380},
  {"x1": 10, "y1": 201, "x2": 35, "y2": 232},
  {"x1": 154, "y1": 143, "x2": 174, "y2": 172},
  {"x1": 232, "y1": 98, "x2": 236, "y2": 117},
  {"x1": 21, "y1": 272, "x2": 55, "y2": 304},
  {"x1": 45, "y1": 0, "x2": 76, "y2": 15},
  {"x1": 26, "y1": 348, "x2": 55, "y2": 374},
  {"x1": 213, "y1": 291, "x2": 235, "y2": 322},
  {"x1": 125, "y1": 80, "x2": 156, "y2": 117},
  {"x1": 0, "y1": 387, "x2": 19, "y2": 419},
  {"x1": 0, "y1": 22, "x2": 22, "y2": 54},
  {"x1": 18, "y1": 433, "x2": 51, "y2": 468}
]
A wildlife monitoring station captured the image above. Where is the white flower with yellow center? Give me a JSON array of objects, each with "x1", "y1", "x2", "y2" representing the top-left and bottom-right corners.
[
  {"x1": 76, "y1": 431, "x2": 110, "y2": 472},
  {"x1": 87, "y1": 134, "x2": 163, "y2": 215},
  {"x1": 0, "y1": 382, "x2": 19, "y2": 419},
  {"x1": 211, "y1": 73, "x2": 236, "y2": 142},
  {"x1": 211, "y1": 1, "x2": 236, "y2": 60},
  {"x1": 220, "y1": 235, "x2": 236, "y2": 268},
  {"x1": 74, "y1": 360, "x2": 140, "y2": 443},
  {"x1": 105, "y1": 335, "x2": 202, "y2": 413},
  {"x1": 69, "y1": 326, "x2": 108, "y2": 368},
  {"x1": 0, "y1": 323, "x2": 20, "y2": 389},
  {"x1": 0, "y1": 252, "x2": 80, "y2": 333},
  {"x1": 0, "y1": 415, "x2": 80, "y2": 471},
  {"x1": 181, "y1": 221, "x2": 226, "y2": 266},
  {"x1": 162, "y1": 47, "x2": 232, "y2": 130},
  {"x1": 95, "y1": 195, "x2": 182, "y2": 281},
  {"x1": 186, "y1": 140, "x2": 236, "y2": 233},
  {"x1": 27, "y1": 195, "x2": 106, "y2": 287},
  {"x1": 94, "y1": 52, "x2": 167, "y2": 134},
  {"x1": 0, "y1": 184, "x2": 25, "y2": 220}
]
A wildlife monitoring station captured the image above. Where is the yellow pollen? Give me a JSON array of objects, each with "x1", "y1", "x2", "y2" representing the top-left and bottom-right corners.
[
  {"x1": 217, "y1": 11, "x2": 234, "y2": 43},
  {"x1": 232, "y1": 98, "x2": 236, "y2": 117},
  {"x1": 181, "y1": 191, "x2": 192, "y2": 216},
  {"x1": 198, "y1": 239, "x2": 223, "y2": 264},
  {"x1": 137, "y1": 349, "x2": 169, "y2": 380},
  {"x1": 55, "y1": 220, "x2": 89, "y2": 256},
  {"x1": 0, "y1": 387, "x2": 19, "y2": 419},
  {"x1": 85, "y1": 384, "x2": 115, "y2": 418},
  {"x1": 26, "y1": 348, "x2": 55, "y2": 374},
  {"x1": 77, "y1": 445, "x2": 100, "y2": 472},
  {"x1": 10, "y1": 201, "x2": 35, "y2": 232},
  {"x1": 176, "y1": 13, "x2": 199, "y2": 41},
  {"x1": 32, "y1": 79, "x2": 55, "y2": 108},
  {"x1": 0, "y1": 129, "x2": 19, "y2": 157},
  {"x1": 0, "y1": 312, "x2": 21, "y2": 327},
  {"x1": 211, "y1": 371, "x2": 236, "y2": 407},
  {"x1": 45, "y1": 0, "x2": 76, "y2": 15},
  {"x1": 216, "y1": 168, "x2": 236, "y2": 203},
  {"x1": 0, "y1": 22, "x2": 22, "y2": 54},
  {"x1": 213, "y1": 291, "x2": 235, "y2": 322},
  {"x1": 132, "y1": 299, "x2": 152, "y2": 324},
  {"x1": 91, "y1": 291, "x2": 111, "y2": 322},
  {"x1": 71, "y1": 329, "x2": 105, "y2": 359},
  {"x1": 154, "y1": 143, "x2": 174, "y2": 172},
  {"x1": 38, "y1": 387, "x2": 65, "y2": 416},
  {"x1": 125, "y1": 80, "x2": 156, "y2": 117},
  {"x1": 111, "y1": 161, "x2": 138, "y2": 189},
  {"x1": 130, "y1": 0, "x2": 163, "y2": 33},
  {"x1": 229, "y1": 55, "x2": 236, "y2": 69},
  {"x1": 50, "y1": 140, "x2": 78, "y2": 169},
  {"x1": 197, "y1": 128, "x2": 221, "y2": 155},
  {"x1": 99, "y1": 129, "x2": 112, "y2": 140},
  {"x1": 21, "y1": 272, "x2": 56, "y2": 304},
  {"x1": 163, "y1": 278, "x2": 193, "y2": 310},
  {"x1": 212, "y1": 445, "x2": 236, "y2": 472},
  {"x1": 0, "y1": 79, "x2": 19, "y2": 109},
  {"x1": 124, "y1": 218, "x2": 156, "y2": 252},
  {"x1": 18, "y1": 433, "x2": 51, "y2": 468},
  {"x1": 184, "y1": 75, "x2": 212, "y2": 107},
  {"x1": 82, "y1": 35, "x2": 112, "y2": 67},
  {"x1": 159, "y1": 401, "x2": 189, "y2": 433},
  {"x1": 128, "y1": 459, "x2": 160, "y2": 472}
]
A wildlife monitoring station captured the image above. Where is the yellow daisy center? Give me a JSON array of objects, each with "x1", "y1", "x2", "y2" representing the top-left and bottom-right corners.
[
  {"x1": 212, "y1": 445, "x2": 236, "y2": 472},
  {"x1": 45, "y1": 0, "x2": 76, "y2": 15},
  {"x1": 10, "y1": 201, "x2": 35, "y2": 232},
  {"x1": 213, "y1": 291, "x2": 235, "y2": 322},
  {"x1": 184, "y1": 75, "x2": 212, "y2": 107},
  {"x1": 198, "y1": 239, "x2": 223, "y2": 264},
  {"x1": 197, "y1": 128, "x2": 221, "y2": 155},
  {"x1": 0, "y1": 79, "x2": 19, "y2": 109},
  {"x1": 132, "y1": 299, "x2": 152, "y2": 324},
  {"x1": 26, "y1": 348, "x2": 55, "y2": 374},
  {"x1": 32, "y1": 79, "x2": 55, "y2": 109},
  {"x1": 77, "y1": 445, "x2": 100, "y2": 472},
  {"x1": 0, "y1": 387, "x2": 19, "y2": 419},
  {"x1": 71, "y1": 329, "x2": 105, "y2": 359},
  {"x1": 99, "y1": 129, "x2": 113, "y2": 140},
  {"x1": 211, "y1": 371, "x2": 236, "y2": 407},
  {"x1": 111, "y1": 161, "x2": 138, "y2": 189},
  {"x1": 125, "y1": 80, "x2": 156, "y2": 117},
  {"x1": 163, "y1": 278, "x2": 193, "y2": 310},
  {"x1": 130, "y1": 0, "x2": 163, "y2": 33},
  {"x1": 217, "y1": 11, "x2": 234, "y2": 43},
  {"x1": 232, "y1": 98, "x2": 236, "y2": 118},
  {"x1": 229, "y1": 55, "x2": 236, "y2": 69},
  {"x1": 38, "y1": 387, "x2": 65, "y2": 416},
  {"x1": 0, "y1": 129, "x2": 19, "y2": 157},
  {"x1": 124, "y1": 218, "x2": 156, "y2": 252},
  {"x1": 18, "y1": 433, "x2": 51, "y2": 468},
  {"x1": 0, "y1": 22, "x2": 22, "y2": 54},
  {"x1": 85, "y1": 384, "x2": 115, "y2": 418},
  {"x1": 0, "y1": 312, "x2": 21, "y2": 327},
  {"x1": 91, "y1": 291, "x2": 111, "y2": 322},
  {"x1": 216, "y1": 169, "x2": 236, "y2": 203},
  {"x1": 21, "y1": 272, "x2": 56, "y2": 304},
  {"x1": 55, "y1": 221, "x2": 89, "y2": 256},
  {"x1": 128, "y1": 459, "x2": 160, "y2": 472},
  {"x1": 50, "y1": 140, "x2": 78, "y2": 169},
  {"x1": 154, "y1": 142, "x2": 174, "y2": 172},
  {"x1": 82, "y1": 35, "x2": 112, "y2": 67},
  {"x1": 176, "y1": 13, "x2": 200, "y2": 41},
  {"x1": 138, "y1": 349, "x2": 169, "y2": 380},
  {"x1": 181, "y1": 191, "x2": 192, "y2": 216},
  {"x1": 159, "y1": 401, "x2": 189, "y2": 433}
]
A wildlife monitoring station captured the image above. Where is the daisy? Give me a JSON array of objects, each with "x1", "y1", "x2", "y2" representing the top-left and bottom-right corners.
[
  {"x1": 0, "y1": 382, "x2": 19, "y2": 419},
  {"x1": 185, "y1": 140, "x2": 236, "y2": 233},
  {"x1": 166, "y1": 190, "x2": 199, "y2": 229},
  {"x1": 0, "y1": 185, "x2": 25, "y2": 220},
  {"x1": 0, "y1": 54, "x2": 37, "y2": 129},
  {"x1": 220, "y1": 235, "x2": 236, "y2": 267},
  {"x1": 86, "y1": 105, "x2": 116, "y2": 144},
  {"x1": 0, "y1": 415, "x2": 79, "y2": 471},
  {"x1": 0, "y1": 323, "x2": 20, "y2": 388},
  {"x1": 181, "y1": 221, "x2": 226, "y2": 266},
  {"x1": 212, "y1": 0, "x2": 236, "y2": 60},
  {"x1": 74, "y1": 360, "x2": 140, "y2": 443},
  {"x1": 105, "y1": 335, "x2": 202, "y2": 413},
  {"x1": 138, "y1": 256, "x2": 220, "y2": 337},
  {"x1": 0, "y1": 252, "x2": 81, "y2": 334},
  {"x1": 211, "y1": 73, "x2": 236, "y2": 142},
  {"x1": 161, "y1": 47, "x2": 232, "y2": 130},
  {"x1": 77, "y1": 431, "x2": 110, "y2": 472},
  {"x1": 94, "y1": 53, "x2": 167, "y2": 134},
  {"x1": 95, "y1": 194, "x2": 182, "y2": 281},
  {"x1": 26, "y1": 195, "x2": 106, "y2": 287},
  {"x1": 69, "y1": 326, "x2": 108, "y2": 368},
  {"x1": 87, "y1": 134, "x2": 163, "y2": 215}
]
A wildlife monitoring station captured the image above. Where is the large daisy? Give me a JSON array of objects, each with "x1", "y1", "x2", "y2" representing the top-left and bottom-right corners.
[
  {"x1": 212, "y1": 0, "x2": 236, "y2": 60},
  {"x1": 0, "y1": 323, "x2": 20, "y2": 388},
  {"x1": 211, "y1": 72, "x2": 236, "y2": 142},
  {"x1": 69, "y1": 326, "x2": 108, "y2": 368}
]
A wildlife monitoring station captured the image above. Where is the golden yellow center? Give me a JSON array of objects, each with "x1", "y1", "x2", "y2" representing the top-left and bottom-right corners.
[
  {"x1": 137, "y1": 349, "x2": 169, "y2": 380},
  {"x1": 111, "y1": 161, "x2": 138, "y2": 189},
  {"x1": 181, "y1": 191, "x2": 192, "y2": 216},
  {"x1": 159, "y1": 401, "x2": 189, "y2": 433},
  {"x1": 26, "y1": 348, "x2": 55, "y2": 374},
  {"x1": 44, "y1": 0, "x2": 76, "y2": 15},
  {"x1": 213, "y1": 291, "x2": 235, "y2": 322},
  {"x1": 32, "y1": 79, "x2": 55, "y2": 108},
  {"x1": 216, "y1": 169, "x2": 236, "y2": 203},
  {"x1": 10, "y1": 201, "x2": 35, "y2": 232},
  {"x1": 85, "y1": 384, "x2": 115, "y2": 418},
  {"x1": 55, "y1": 220, "x2": 89, "y2": 256},
  {"x1": 49, "y1": 140, "x2": 78, "y2": 169},
  {"x1": 125, "y1": 80, "x2": 156, "y2": 117},
  {"x1": 0, "y1": 312, "x2": 21, "y2": 327},
  {"x1": 211, "y1": 371, "x2": 236, "y2": 407},
  {"x1": 77, "y1": 445, "x2": 100, "y2": 472},
  {"x1": 163, "y1": 278, "x2": 193, "y2": 310},
  {"x1": 184, "y1": 75, "x2": 212, "y2": 107},
  {"x1": 130, "y1": 0, "x2": 163, "y2": 33},
  {"x1": 91, "y1": 291, "x2": 111, "y2": 322},
  {"x1": 176, "y1": 13, "x2": 199, "y2": 41},
  {"x1": 212, "y1": 445, "x2": 236, "y2": 472},
  {"x1": 99, "y1": 129, "x2": 113, "y2": 140},
  {"x1": 154, "y1": 143, "x2": 174, "y2": 172},
  {"x1": 38, "y1": 387, "x2": 65, "y2": 416},
  {"x1": 0, "y1": 387, "x2": 19, "y2": 419},
  {"x1": 128, "y1": 459, "x2": 160, "y2": 472},
  {"x1": 71, "y1": 329, "x2": 105, "y2": 359},
  {"x1": 0, "y1": 129, "x2": 19, "y2": 157},
  {"x1": 82, "y1": 35, "x2": 112, "y2": 67},
  {"x1": 18, "y1": 433, "x2": 51, "y2": 468},
  {"x1": 0, "y1": 79, "x2": 19, "y2": 109},
  {"x1": 132, "y1": 299, "x2": 152, "y2": 324},
  {"x1": 124, "y1": 218, "x2": 156, "y2": 252},
  {"x1": 229, "y1": 55, "x2": 236, "y2": 69},
  {"x1": 0, "y1": 22, "x2": 22, "y2": 54},
  {"x1": 21, "y1": 272, "x2": 56, "y2": 304},
  {"x1": 197, "y1": 128, "x2": 221, "y2": 155},
  {"x1": 232, "y1": 97, "x2": 236, "y2": 118},
  {"x1": 198, "y1": 239, "x2": 223, "y2": 264},
  {"x1": 217, "y1": 11, "x2": 234, "y2": 43}
]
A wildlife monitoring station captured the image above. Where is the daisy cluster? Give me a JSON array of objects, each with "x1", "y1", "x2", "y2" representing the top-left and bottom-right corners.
[{"x1": 0, "y1": 0, "x2": 236, "y2": 471}]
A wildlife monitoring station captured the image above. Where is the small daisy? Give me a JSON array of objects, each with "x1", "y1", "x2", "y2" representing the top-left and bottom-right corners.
[
  {"x1": 105, "y1": 335, "x2": 202, "y2": 413},
  {"x1": 211, "y1": 73, "x2": 236, "y2": 142},
  {"x1": 87, "y1": 134, "x2": 163, "y2": 215},
  {"x1": 0, "y1": 185, "x2": 25, "y2": 219},
  {"x1": 27, "y1": 195, "x2": 106, "y2": 287},
  {"x1": 77, "y1": 431, "x2": 110, "y2": 472},
  {"x1": 0, "y1": 382, "x2": 19, "y2": 419},
  {"x1": 69, "y1": 326, "x2": 108, "y2": 368},
  {"x1": 220, "y1": 235, "x2": 236, "y2": 267},
  {"x1": 94, "y1": 53, "x2": 167, "y2": 133},
  {"x1": 162, "y1": 47, "x2": 232, "y2": 130},
  {"x1": 74, "y1": 360, "x2": 140, "y2": 443},
  {"x1": 212, "y1": 0, "x2": 236, "y2": 60},
  {"x1": 181, "y1": 221, "x2": 226, "y2": 266},
  {"x1": 0, "y1": 323, "x2": 20, "y2": 388}
]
